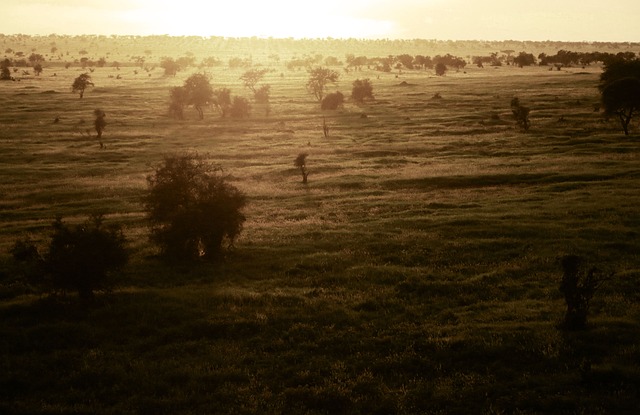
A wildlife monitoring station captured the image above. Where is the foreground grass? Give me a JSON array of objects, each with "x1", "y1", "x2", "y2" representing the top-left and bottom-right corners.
[{"x1": 1, "y1": 52, "x2": 640, "y2": 413}]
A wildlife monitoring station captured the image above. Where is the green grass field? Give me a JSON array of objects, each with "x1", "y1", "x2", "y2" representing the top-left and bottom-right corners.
[{"x1": 1, "y1": 36, "x2": 639, "y2": 414}]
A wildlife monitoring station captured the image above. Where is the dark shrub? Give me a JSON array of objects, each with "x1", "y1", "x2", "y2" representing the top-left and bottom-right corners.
[
  {"x1": 321, "y1": 91, "x2": 344, "y2": 110},
  {"x1": 229, "y1": 96, "x2": 251, "y2": 118},
  {"x1": 559, "y1": 255, "x2": 611, "y2": 330},
  {"x1": 44, "y1": 215, "x2": 128, "y2": 300},
  {"x1": 351, "y1": 79, "x2": 374, "y2": 103},
  {"x1": 145, "y1": 153, "x2": 247, "y2": 261},
  {"x1": 510, "y1": 97, "x2": 530, "y2": 131}
]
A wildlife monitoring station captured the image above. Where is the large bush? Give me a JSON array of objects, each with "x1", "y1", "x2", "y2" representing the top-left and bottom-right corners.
[
  {"x1": 321, "y1": 91, "x2": 344, "y2": 110},
  {"x1": 145, "y1": 153, "x2": 247, "y2": 261},
  {"x1": 351, "y1": 79, "x2": 374, "y2": 103},
  {"x1": 11, "y1": 215, "x2": 128, "y2": 300}
]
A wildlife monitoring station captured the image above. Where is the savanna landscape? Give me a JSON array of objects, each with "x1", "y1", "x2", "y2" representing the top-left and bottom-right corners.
[{"x1": 1, "y1": 34, "x2": 640, "y2": 414}]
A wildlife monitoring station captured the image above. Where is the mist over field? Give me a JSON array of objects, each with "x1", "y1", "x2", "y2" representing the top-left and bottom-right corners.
[{"x1": 1, "y1": 33, "x2": 639, "y2": 414}]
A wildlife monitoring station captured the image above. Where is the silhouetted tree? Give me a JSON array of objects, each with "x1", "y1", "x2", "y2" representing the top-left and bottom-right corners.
[
  {"x1": 33, "y1": 63, "x2": 43, "y2": 76},
  {"x1": 351, "y1": 79, "x2": 374, "y2": 103},
  {"x1": 145, "y1": 153, "x2": 246, "y2": 261},
  {"x1": 435, "y1": 62, "x2": 447, "y2": 76},
  {"x1": 72, "y1": 73, "x2": 93, "y2": 98},
  {"x1": 599, "y1": 58, "x2": 640, "y2": 89},
  {"x1": 601, "y1": 77, "x2": 640, "y2": 135},
  {"x1": 307, "y1": 66, "x2": 339, "y2": 101},
  {"x1": 183, "y1": 73, "x2": 214, "y2": 119},
  {"x1": 559, "y1": 255, "x2": 611, "y2": 330}
]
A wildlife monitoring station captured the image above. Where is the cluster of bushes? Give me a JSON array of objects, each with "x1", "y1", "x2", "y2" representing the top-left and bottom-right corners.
[
  {"x1": 9, "y1": 154, "x2": 246, "y2": 301},
  {"x1": 538, "y1": 50, "x2": 636, "y2": 67}
]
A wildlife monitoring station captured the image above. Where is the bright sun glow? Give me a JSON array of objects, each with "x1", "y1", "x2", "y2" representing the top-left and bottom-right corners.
[{"x1": 126, "y1": 0, "x2": 397, "y2": 38}]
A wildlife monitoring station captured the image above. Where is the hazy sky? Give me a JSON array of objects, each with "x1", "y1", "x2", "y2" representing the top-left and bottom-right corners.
[{"x1": 1, "y1": 0, "x2": 639, "y2": 42}]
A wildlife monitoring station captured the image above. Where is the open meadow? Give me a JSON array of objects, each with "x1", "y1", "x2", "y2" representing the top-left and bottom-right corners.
[{"x1": 1, "y1": 36, "x2": 640, "y2": 414}]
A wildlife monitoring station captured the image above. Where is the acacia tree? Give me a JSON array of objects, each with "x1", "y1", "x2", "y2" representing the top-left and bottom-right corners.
[
  {"x1": 599, "y1": 59, "x2": 640, "y2": 135},
  {"x1": 307, "y1": 66, "x2": 339, "y2": 102},
  {"x1": 183, "y1": 73, "x2": 214, "y2": 119},
  {"x1": 72, "y1": 73, "x2": 93, "y2": 98},
  {"x1": 240, "y1": 68, "x2": 269, "y2": 94},
  {"x1": 145, "y1": 153, "x2": 247, "y2": 261},
  {"x1": 601, "y1": 77, "x2": 640, "y2": 135}
]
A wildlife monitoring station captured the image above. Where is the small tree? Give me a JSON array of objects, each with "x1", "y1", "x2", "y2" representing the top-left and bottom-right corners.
[
  {"x1": 321, "y1": 91, "x2": 344, "y2": 110},
  {"x1": 72, "y1": 73, "x2": 93, "y2": 98},
  {"x1": 559, "y1": 255, "x2": 611, "y2": 330},
  {"x1": 182, "y1": 72, "x2": 214, "y2": 119},
  {"x1": 307, "y1": 66, "x2": 339, "y2": 102},
  {"x1": 294, "y1": 153, "x2": 309, "y2": 184},
  {"x1": 33, "y1": 63, "x2": 43, "y2": 76},
  {"x1": 145, "y1": 153, "x2": 247, "y2": 261},
  {"x1": 0, "y1": 58, "x2": 11, "y2": 80},
  {"x1": 600, "y1": 77, "x2": 640, "y2": 135},
  {"x1": 435, "y1": 62, "x2": 447, "y2": 76},
  {"x1": 351, "y1": 78, "x2": 374, "y2": 103},
  {"x1": 510, "y1": 97, "x2": 530, "y2": 131}
]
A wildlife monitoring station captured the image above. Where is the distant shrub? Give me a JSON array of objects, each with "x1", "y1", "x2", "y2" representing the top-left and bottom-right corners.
[
  {"x1": 351, "y1": 79, "x2": 374, "y2": 103},
  {"x1": 254, "y1": 84, "x2": 271, "y2": 104},
  {"x1": 11, "y1": 216, "x2": 128, "y2": 300},
  {"x1": 321, "y1": 91, "x2": 344, "y2": 110},
  {"x1": 160, "y1": 57, "x2": 180, "y2": 76},
  {"x1": 229, "y1": 96, "x2": 251, "y2": 118},
  {"x1": 513, "y1": 52, "x2": 536, "y2": 67},
  {"x1": 145, "y1": 153, "x2": 247, "y2": 261},
  {"x1": 510, "y1": 97, "x2": 530, "y2": 131},
  {"x1": 559, "y1": 255, "x2": 611, "y2": 330},
  {"x1": 435, "y1": 62, "x2": 447, "y2": 76},
  {"x1": 0, "y1": 59, "x2": 11, "y2": 80}
]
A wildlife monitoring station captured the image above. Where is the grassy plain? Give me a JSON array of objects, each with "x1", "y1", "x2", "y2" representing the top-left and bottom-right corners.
[{"x1": 1, "y1": 37, "x2": 640, "y2": 414}]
